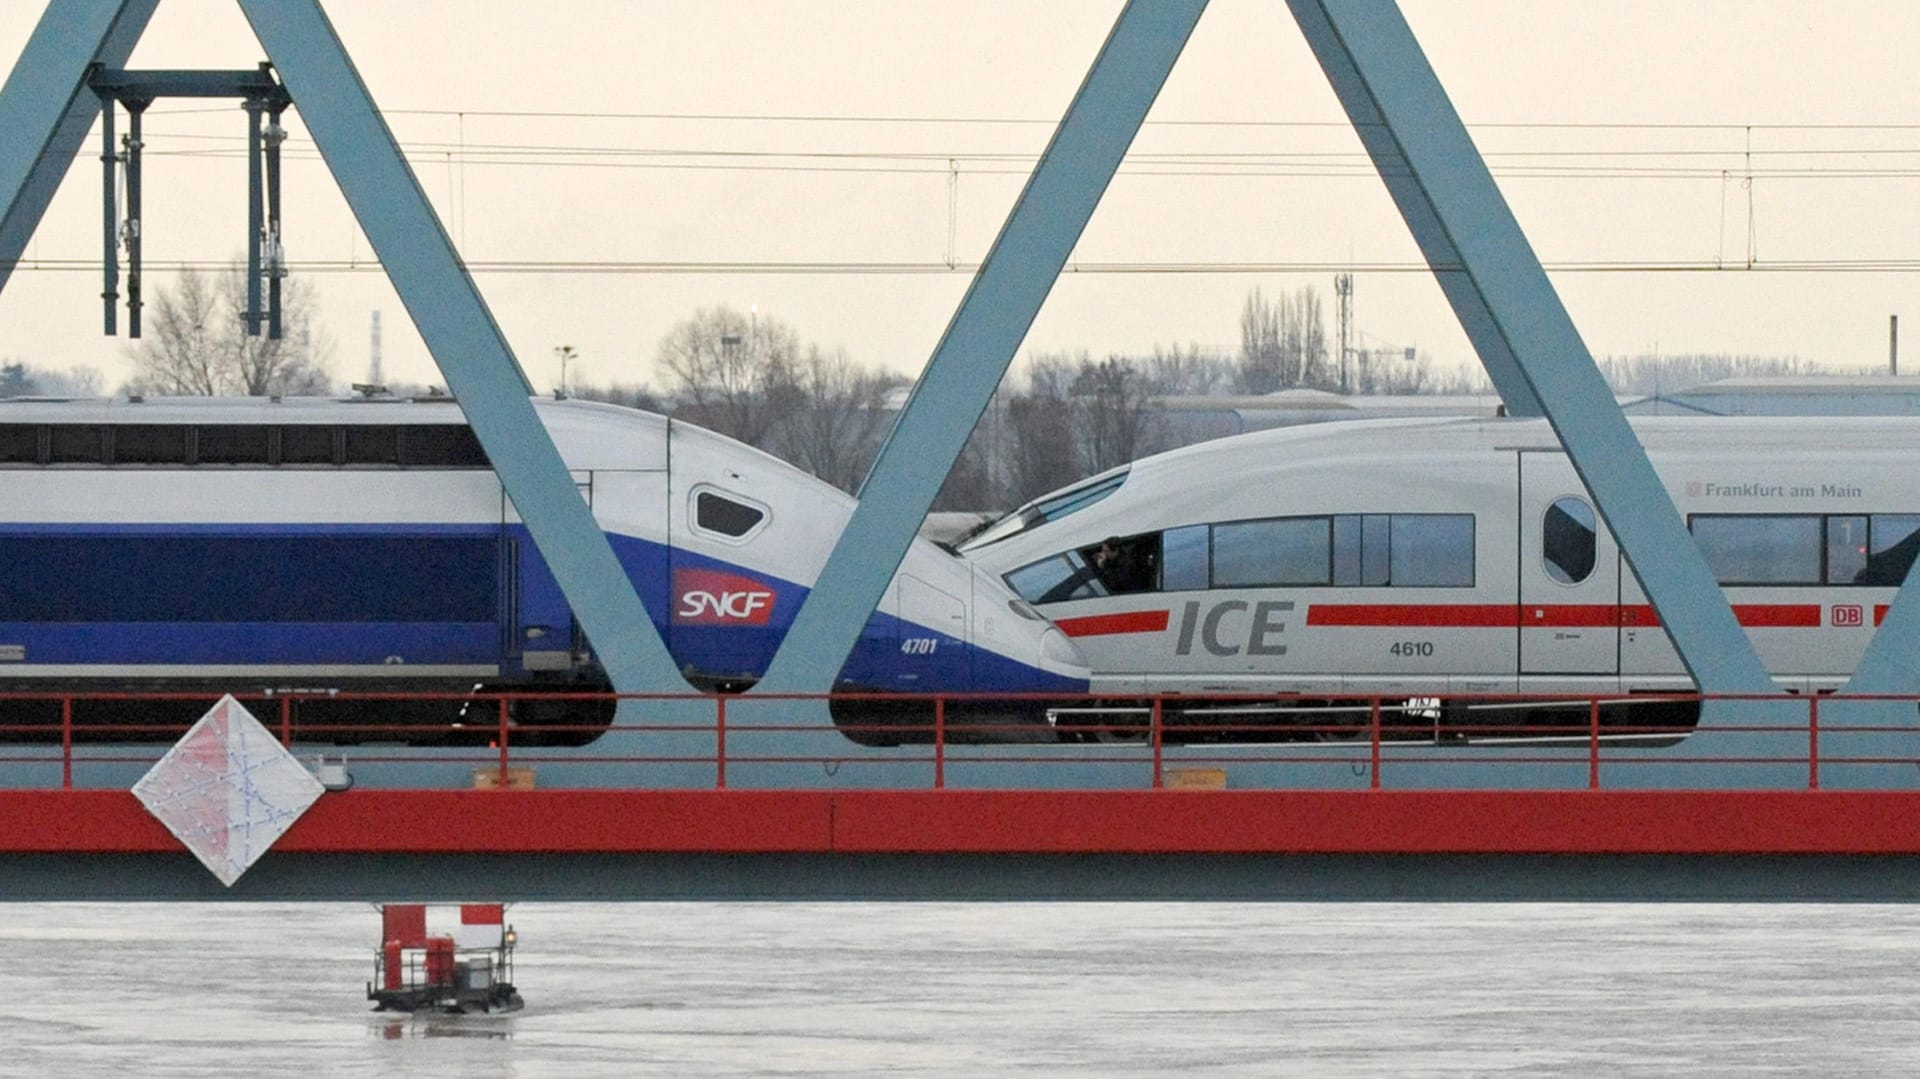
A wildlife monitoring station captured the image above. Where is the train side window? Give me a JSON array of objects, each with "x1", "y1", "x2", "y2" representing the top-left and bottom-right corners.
[
  {"x1": 344, "y1": 425, "x2": 401, "y2": 465},
  {"x1": 196, "y1": 425, "x2": 271, "y2": 465},
  {"x1": 1827, "y1": 516, "x2": 1868, "y2": 584},
  {"x1": 1390, "y1": 514, "x2": 1475, "y2": 587},
  {"x1": 692, "y1": 489, "x2": 767, "y2": 540},
  {"x1": 400, "y1": 425, "x2": 490, "y2": 467},
  {"x1": 0, "y1": 425, "x2": 38, "y2": 464},
  {"x1": 279, "y1": 425, "x2": 338, "y2": 465},
  {"x1": 111, "y1": 424, "x2": 189, "y2": 465},
  {"x1": 1690, "y1": 514, "x2": 1821, "y2": 585},
  {"x1": 1861, "y1": 515, "x2": 1920, "y2": 585},
  {"x1": 47, "y1": 425, "x2": 105, "y2": 464},
  {"x1": 1542, "y1": 497, "x2": 1597, "y2": 585},
  {"x1": 1333, "y1": 514, "x2": 1390, "y2": 586},
  {"x1": 1213, "y1": 516, "x2": 1330, "y2": 588},
  {"x1": 1160, "y1": 525, "x2": 1209, "y2": 591},
  {"x1": 1361, "y1": 514, "x2": 1390, "y2": 586}
]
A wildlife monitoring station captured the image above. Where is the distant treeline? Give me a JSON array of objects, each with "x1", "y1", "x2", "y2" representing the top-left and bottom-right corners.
[{"x1": 2, "y1": 278, "x2": 1852, "y2": 513}]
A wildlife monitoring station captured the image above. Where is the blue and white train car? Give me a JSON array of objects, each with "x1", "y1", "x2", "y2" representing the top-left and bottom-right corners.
[{"x1": 0, "y1": 394, "x2": 1088, "y2": 744}]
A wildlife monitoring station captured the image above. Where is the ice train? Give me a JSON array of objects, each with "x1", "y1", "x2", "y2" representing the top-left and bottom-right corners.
[
  {"x1": 0, "y1": 394, "x2": 1089, "y2": 743},
  {"x1": 960, "y1": 415, "x2": 1920, "y2": 742}
]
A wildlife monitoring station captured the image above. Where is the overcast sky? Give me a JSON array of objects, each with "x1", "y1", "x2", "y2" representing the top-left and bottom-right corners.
[{"x1": 3, "y1": 0, "x2": 1919, "y2": 394}]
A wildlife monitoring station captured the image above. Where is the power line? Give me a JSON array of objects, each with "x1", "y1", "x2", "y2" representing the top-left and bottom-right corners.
[{"x1": 12, "y1": 257, "x2": 1920, "y2": 276}]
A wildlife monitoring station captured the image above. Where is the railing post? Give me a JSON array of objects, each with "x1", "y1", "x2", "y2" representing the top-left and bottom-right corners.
[
  {"x1": 61, "y1": 696, "x2": 73, "y2": 791},
  {"x1": 496, "y1": 697, "x2": 510, "y2": 789},
  {"x1": 280, "y1": 696, "x2": 293, "y2": 748},
  {"x1": 1589, "y1": 697, "x2": 1602, "y2": 790},
  {"x1": 1369, "y1": 696, "x2": 1382, "y2": 790},
  {"x1": 1151, "y1": 697, "x2": 1164, "y2": 789},
  {"x1": 1808, "y1": 694, "x2": 1820, "y2": 791},
  {"x1": 715, "y1": 696, "x2": 727, "y2": 791},
  {"x1": 934, "y1": 697, "x2": 946, "y2": 790}
]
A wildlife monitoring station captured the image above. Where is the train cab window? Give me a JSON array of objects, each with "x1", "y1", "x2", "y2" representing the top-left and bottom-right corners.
[
  {"x1": 1160, "y1": 525, "x2": 1210, "y2": 591},
  {"x1": 1075, "y1": 533, "x2": 1158, "y2": 595},
  {"x1": 344, "y1": 425, "x2": 401, "y2": 465},
  {"x1": 1861, "y1": 515, "x2": 1920, "y2": 585},
  {"x1": 0, "y1": 425, "x2": 37, "y2": 464},
  {"x1": 1213, "y1": 517, "x2": 1331, "y2": 587},
  {"x1": 399, "y1": 425, "x2": 490, "y2": 467},
  {"x1": 1827, "y1": 516, "x2": 1868, "y2": 584},
  {"x1": 1007, "y1": 552, "x2": 1105, "y2": 605},
  {"x1": 195, "y1": 425, "x2": 271, "y2": 465},
  {"x1": 693, "y1": 489, "x2": 767, "y2": 539},
  {"x1": 279, "y1": 425, "x2": 337, "y2": 465},
  {"x1": 1690, "y1": 514, "x2": 1821, "y2": 585},
  {"x1": 111, "y1": 425, "x2": 189, "y2": 465},
  {"x1": 47, "y1": 425, "x2": 105, "y2": 464},
  {"x1": 1542, "y1": 497, "x2": 1598, "y2": 585}
]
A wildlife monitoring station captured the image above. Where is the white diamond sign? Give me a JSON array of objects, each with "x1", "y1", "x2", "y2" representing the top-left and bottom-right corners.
[{"x1": 133, "y1": 695, "x2": 326, "y2": 887}]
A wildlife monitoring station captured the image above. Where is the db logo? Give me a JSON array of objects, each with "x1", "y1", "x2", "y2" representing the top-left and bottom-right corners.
[
  {"x1": 1832, "y1": 604, "x2": 1865, "y2": 627},
  {"x1": 673, "y1": 568, "x2": 777, "y2": 625}
]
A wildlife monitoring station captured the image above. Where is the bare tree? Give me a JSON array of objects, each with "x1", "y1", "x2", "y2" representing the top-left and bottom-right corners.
[
  {"x1": 768, "y1": 345, "x2": 904, "y2": 492},
  {"x1": 1144, "y1": 342, "x2": 1235, "y2": 396},
  {"x1": 126, "y1": 266, "x2": 333, "y2": 396},
  {"x1": 1237, "y1": 286, "x2": 1330, "y2": 392},
  {"x1": 1595, "y1": 352, "x2": 1828, "y2": 395},
  {"x1": 653, "y1": 305, "x2": 800, "y2": 446},
  {"x1": 0, "y1": 362, "x2": 34, "y2": 397},
  {"x1": 1238, "y1": 288, "x2": 1283, "y2": 393},
  {"x1": 1072, "y1": 355, "x2": 1162, "y2": 473}
]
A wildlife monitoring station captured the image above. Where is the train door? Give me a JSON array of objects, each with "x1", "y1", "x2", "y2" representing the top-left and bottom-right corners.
[
  {"x1": 1517, "y1": 452, "x2": 1619, "y2": 682},
  {"x1": 503, "y1": 473, "x2": 596, "y2": 671},
  {"x1": 504, "y1": 470, "x2": 672, "y2": 672}
]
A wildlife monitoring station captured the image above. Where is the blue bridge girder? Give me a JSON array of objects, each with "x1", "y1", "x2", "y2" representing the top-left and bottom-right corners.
[
  {"x1": 0, "y1": 0, "x2": 156, "y2": 297},
  {"x1": 1287, "y1": 1, "x2": 1779, "y2": 700},
  {"x1": 758, "y1": 0, "x2": 1210, "y2": 693}
]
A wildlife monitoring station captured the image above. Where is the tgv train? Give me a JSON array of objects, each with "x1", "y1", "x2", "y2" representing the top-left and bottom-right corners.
[
  {"x1": 0, "y1": 394, "x2": 1088, "y2": 744},
  {"x1": 960, "y1": 415, "x2": 1920, "y2": 742}
]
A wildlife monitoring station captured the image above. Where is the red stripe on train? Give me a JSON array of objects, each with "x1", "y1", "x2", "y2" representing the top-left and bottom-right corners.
[
  {"x1": 1056, "y1": 609, "x2": 1172, "y2": 637},
  {"x1": 1307, "y1": 603, "x2": 1823, "y2": 629},
  {"x1": 1307, "y1": 604, "x2": 1514, "y2": 627}
]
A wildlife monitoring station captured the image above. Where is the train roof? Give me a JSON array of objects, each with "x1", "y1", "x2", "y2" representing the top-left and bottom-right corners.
[
  {"x1": 1123, "y1": 412, "x2": 1920, "y2": 478},
  {"x1": 0, "y1": 393, "x2": 669, "y2": 429}
]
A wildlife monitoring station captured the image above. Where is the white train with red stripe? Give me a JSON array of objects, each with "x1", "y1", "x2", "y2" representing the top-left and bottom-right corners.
[{"x1": 959, "y1": 415, "x2": 1920, "y2": 741}]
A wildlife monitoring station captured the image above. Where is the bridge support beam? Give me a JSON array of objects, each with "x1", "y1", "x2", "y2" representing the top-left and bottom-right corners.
[
  {"x1": 758, "y1": 0, "x2": 1208, "y2": 693},
  {"x1": 1286, "y1": 1, "x2": 1774, "y2": 699},
  {"x1": 0, "y1": 0, "x2": 156, "y2": 295}
]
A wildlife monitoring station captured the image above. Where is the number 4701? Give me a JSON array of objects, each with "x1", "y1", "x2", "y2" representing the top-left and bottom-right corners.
[{"x1": 901, "y1": 638, "x2": 939, "y2": 655}]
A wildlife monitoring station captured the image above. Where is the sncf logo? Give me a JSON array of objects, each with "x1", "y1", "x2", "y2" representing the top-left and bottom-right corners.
[{"x1": 673, "y1": 568, "x2": 776, "y2": 625}]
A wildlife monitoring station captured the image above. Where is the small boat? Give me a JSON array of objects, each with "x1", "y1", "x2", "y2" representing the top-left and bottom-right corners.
[{"x1": 367, "y1": 903, "x2": 524, "y2": 1014}]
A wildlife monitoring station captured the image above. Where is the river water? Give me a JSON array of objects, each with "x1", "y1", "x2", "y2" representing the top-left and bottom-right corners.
[{"x1": 1, "y1": 902, "x2": 1916, "y2": 1076}]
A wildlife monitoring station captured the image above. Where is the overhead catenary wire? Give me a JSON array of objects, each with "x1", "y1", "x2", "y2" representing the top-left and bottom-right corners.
[{"x1": 18, "y1": 109, "x2": 1918, "y2": 279}]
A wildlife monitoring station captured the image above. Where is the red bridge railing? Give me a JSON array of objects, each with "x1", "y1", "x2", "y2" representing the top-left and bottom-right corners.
[{"x1": 1, "y1": 689, "x2": 1916, "y2": 792}]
